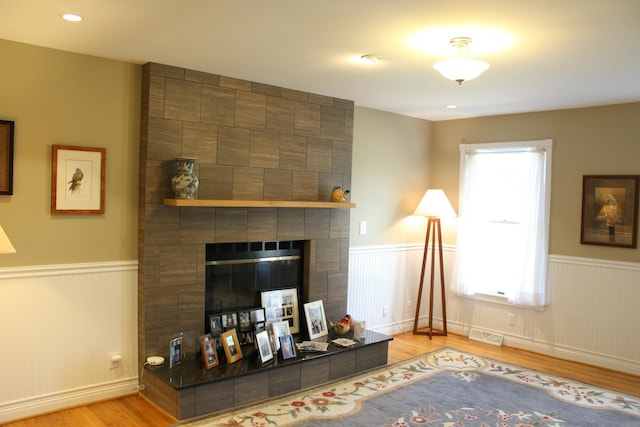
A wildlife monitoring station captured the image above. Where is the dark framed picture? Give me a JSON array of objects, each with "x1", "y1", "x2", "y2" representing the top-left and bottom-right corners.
[
  {"x1": 169, "y1": 334, "x2": 183, "y2": 369},
  {"x1": 238, "y1": 309, "x2": 252, "y2": 331},
  {"x1": 279, "y1": 334, "x2": 297, "y2": 360},
  {"x1": 303, "y1": 300, "x2": 328, "y2": 340},
  {"x1": 261, "y1": 287, "x2": 300, "y2": 334},
  {"x1": 199, "y1": 334, "x2": 219, "y2": 370},
  {"x1": 208, "y1": 314, "x2": 222, "y2": 335},
  {"x1": 0, "y1": 120, "x2": 14, "y2": 195},
  {"x1": 221, "y1": 329, "x2": 243, "y2": 364},
  {"x1": 255, "y1": 330, "x2": 274, "y2": 364},
  {"x1": 581, "y1": 175, "x2": 639, "y2": 248},
  {"x1": 221, "y1": 311, "x2": 238, "y2": 331},
  {"x1": 51, "y1": 145, "x2": 106, "y2": 214}
]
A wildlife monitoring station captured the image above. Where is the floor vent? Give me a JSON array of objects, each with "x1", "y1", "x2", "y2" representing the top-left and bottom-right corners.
[{"x1": 468, "y1": 328, "x2": 504, "y2": 346}]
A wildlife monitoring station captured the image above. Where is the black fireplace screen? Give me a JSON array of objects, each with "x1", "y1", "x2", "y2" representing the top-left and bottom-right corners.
[{"x1": 204, "y1": 240, "x2": 304, "y2": 332}]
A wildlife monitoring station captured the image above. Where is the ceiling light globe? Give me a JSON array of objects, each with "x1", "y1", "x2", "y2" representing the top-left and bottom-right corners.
[{"x1": 433, "y1": 58, "x2": 489, "y2": 84}]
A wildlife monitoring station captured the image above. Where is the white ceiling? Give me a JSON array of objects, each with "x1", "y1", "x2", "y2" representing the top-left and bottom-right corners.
[{"x1": 2, "y1": 0, "x2": 639, "y2": 121}]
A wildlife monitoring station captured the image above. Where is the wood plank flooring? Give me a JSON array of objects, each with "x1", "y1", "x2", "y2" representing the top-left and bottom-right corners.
[{"x1": 5, "y1": 333, "x2": 639, "y2": 426}]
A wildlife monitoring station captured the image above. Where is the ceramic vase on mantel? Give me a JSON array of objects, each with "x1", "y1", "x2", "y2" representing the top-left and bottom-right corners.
[{"x1": 171, "y1": 157, "x2": 199, "y2": 199}]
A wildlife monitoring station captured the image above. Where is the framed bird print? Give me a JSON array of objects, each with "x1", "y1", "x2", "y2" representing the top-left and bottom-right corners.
[{"x1": 51, "y1": 145, "x2": 106, "y2": 214}]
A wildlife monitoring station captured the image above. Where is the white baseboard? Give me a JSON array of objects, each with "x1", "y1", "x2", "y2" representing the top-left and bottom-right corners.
[
  {"x1": 372, "y1": 319, "x2": 640, "y2": 377},
  {"x1": 0, "y1": 377, "x2": 139, "y2": 424}
]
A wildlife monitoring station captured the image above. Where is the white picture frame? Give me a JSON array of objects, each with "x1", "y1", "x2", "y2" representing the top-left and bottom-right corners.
[
  {"x1": 271, "y1": 320, "x2": 290, "y2": 351},
  {"x1": 261, "y1": 287, "x2": 300, "y2": 334},
  {"x1": 303, "y1": 300, "x2": 328, "y2": 340},
  {"x1": 255, "y1": 330, "x2": 274, "y2": 364}
]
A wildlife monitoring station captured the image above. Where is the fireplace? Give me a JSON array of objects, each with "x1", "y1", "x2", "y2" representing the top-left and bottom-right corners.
[{"x1": 204, "y1": 240, "x2": 305, "y2": 333}]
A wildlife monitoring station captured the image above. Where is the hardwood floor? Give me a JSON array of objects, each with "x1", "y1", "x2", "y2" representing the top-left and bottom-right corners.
[{"x1": 5, "y1": 333, "x2": 639, "y2": 426}]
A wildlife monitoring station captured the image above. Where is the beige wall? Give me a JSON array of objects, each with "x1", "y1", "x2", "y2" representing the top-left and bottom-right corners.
[
  {"x1": 0, "y1": 40, "x2": 141, "y2": 266},
  {"x1": 350, "y1": 107, "x2": 432, "y2": 247},
  {"x1": 431, "y1": 103, "x2": 640, "y2": 262}
]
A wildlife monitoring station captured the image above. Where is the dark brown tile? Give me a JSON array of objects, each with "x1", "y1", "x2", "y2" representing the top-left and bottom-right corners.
[
  {"x1": 277, "y1": 208, "x2": 305, "y2": 240},
  {"x1": 292, "y1": 171, "x2": 319, "y2": 201},
  {"x1": 250, "y1": 131, "x2": 279, "y2": 168},
  {"x1": 159, "y1": 244, "x2": 198, "y2": 286},
  {"x1": 235, "y1": 90, "x2": 266, "y2": 130},
  {"x1": 215, "y1": 208, "x2": 248, "y2": 242},
  {"x1": 294, "y1": 101, "x2": 321, "y2": 136},
  {"x1": 198, "y1": 164, "x2": 233, "y2": 200},
  {"x1": 279, "y1": 134, "x2": 307, "y2": 171},
  {"x1": 304, "y1": 209, "x2": 330, "y2": 240},
  {"x1": 202, "y1": 85, "x2": 235, "y2": 126},
  {"x1": 266, "y1": 96, "x2": 295, "y2": 134},
  {"x1": 331, "y1": 140, "x2": 352, "y2": 174},
  {"x1": 164, "y1": 78, "x2": 202, "y2": 121},
  {"x1": 217, "y1": 126, "x2": 250, "y2": 166},
  {"x1": 232, "y1": 166, "x2": 264, "y2": 200},
  {"x1": 220, "y1": 75, "x2": 252, "y2": 91},
  {"x1": 307, "y1": 137, "x2": 332, "y2": 173},
  {"x1": 264, "y1": 168, "x2": 292, "y2": 200},
  {"x1": 248, "y1": 208, "x2": 278, "y2": 241},
  {"x1": 147, "y1": 117, "x2": 182, "y2": 161},
  {"x1": 182, "y1": 122, "x2": 217, "y2": 164}
]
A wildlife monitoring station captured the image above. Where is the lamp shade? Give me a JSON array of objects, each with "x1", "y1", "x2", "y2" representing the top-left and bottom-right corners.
[
  {"x1": 0, "y1": 225, "x2": 16, "y2": 254},
  {"x1": 414, "y1": 189, "x2": 456, "y2": 218}
]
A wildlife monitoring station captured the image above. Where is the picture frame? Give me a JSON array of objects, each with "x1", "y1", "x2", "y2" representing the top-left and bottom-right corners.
[
  {"x1": 221, "y1": 329, "x2": 243, "y2": 364},
  {"x1": 303, "y1": 300, "x2": 328, "y2": 340},
  {"x1": 221, "y1": 311, "x2": 238, "y2": 331},
  {"x1": 208, "y1": 314, "x2": 223, "y2": 335},
  {"x1": 0, "y1": 120, "x2": 14, "y2": 195},
  {"x1": 51, "y1": 145, "x2": 106, "y2": 214},
  {"x1": 261, "y1": 287, "x2": 300, "y2": 334},
  {"x1": 271, "y1": 320, "x2": 291, "y2": 351},
  {"x1": 169, "y1": 333, "x2": 183, "y2": 369},
  {"x1": 279, "y1": 334, "x2": 297, "y2": 360},
  {"x1": 199, "y1": 334, "x2": 219, "y2": 370},
  {"x1": 255, "y1": 330, "x2": 274, "y2": 364},
  {"x1": 580, "y1": 175, "x2": 639, "y2": 248}
]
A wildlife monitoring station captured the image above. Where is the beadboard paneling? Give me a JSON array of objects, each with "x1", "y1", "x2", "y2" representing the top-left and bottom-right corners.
[
  {"x1": 348, "y1": 245, "x2": 640, "y2": 375},
  {"x1": 0, "y1": 262, "x2": 139, "y2": 423}
]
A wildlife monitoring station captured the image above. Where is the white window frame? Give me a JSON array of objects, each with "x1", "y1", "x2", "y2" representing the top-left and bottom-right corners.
[{"x1": 452, "y1": 139, "x2": 552, "y2": 308}]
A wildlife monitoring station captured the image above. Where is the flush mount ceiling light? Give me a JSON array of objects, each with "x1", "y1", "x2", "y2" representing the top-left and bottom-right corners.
[
  {"x1": 61, "y1": 13, "x2": 83, "y2": 22},
  {"x1": 360, "y1": 54, "x2": 380, "y2": 65},
  {"x1": 433, "y1": 37, "x2": 489, "y2": 85}
]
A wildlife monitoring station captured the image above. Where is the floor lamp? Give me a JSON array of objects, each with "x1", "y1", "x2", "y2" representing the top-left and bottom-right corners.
[
  {"x1": 0, "y1": 226, "x2": 16, "y2": 255},
  {"x1": 412, "y1": 189, "x2": 456, "y2": 339}
]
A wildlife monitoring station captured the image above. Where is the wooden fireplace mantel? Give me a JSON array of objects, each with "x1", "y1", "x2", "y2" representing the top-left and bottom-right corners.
[{"x1": 163, "y1": 199, "x2": 356, "y2": 209}]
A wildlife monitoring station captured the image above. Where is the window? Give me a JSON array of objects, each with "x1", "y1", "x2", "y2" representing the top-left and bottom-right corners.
[{"x1": 452, "y1": 140, "x2": 552, "y2": 307}]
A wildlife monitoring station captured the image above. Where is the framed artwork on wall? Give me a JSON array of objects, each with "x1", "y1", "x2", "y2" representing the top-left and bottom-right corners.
[
  {"x1": 51, "y1": 145, "x2": 106, "y2": 214},
  {"x1": 580, "y1": 175, "x2": 639, "y2": 248},
  {"x1": 0, "y1": 120, "x2": 14, "y2": 195}
]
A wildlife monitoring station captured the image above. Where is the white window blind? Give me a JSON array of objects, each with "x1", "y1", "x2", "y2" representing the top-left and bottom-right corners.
[{"x1": 452, "y1": 140, "x2": 552, "y2": 307}]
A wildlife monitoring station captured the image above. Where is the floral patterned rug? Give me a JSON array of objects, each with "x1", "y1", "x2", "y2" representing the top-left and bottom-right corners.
[{"x1": 177, "y1": 348, "x2": 640, "y2": 426}]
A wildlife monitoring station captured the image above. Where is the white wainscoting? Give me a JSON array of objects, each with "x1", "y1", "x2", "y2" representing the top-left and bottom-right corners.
[
  {"x1": 348, "y1": 245, "x2": 640, "y2": 376},
  {"x1": 0, "y1": 262, "x2": 139, "y2": 423}
]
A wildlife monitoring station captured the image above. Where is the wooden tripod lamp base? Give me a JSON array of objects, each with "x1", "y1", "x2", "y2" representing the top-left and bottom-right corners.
[{"x1": 411, "y1": 189, "x2": 455, "y2": 340}]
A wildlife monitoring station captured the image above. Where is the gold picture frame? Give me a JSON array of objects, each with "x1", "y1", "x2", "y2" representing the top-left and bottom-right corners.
[
  {"x1": 221, "y1": 328, "x2": 243, "y2": 364},
  {"x1": 580, "y1": 175, "x2": 639, "y2": 248},
  {"x1": 51, "y1": 145, "x2": 106, "y2": 214},
  {"x1": 0, "y1": 120, "x2": 14, "y2": 195}
]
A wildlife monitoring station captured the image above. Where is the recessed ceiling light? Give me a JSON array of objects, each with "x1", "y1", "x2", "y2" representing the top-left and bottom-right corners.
[
  {"x1": 446, "y1": 105, "x2": 457, "y2": 109},
  {"x1": 61, "y1": 13, "x2": 83, "y2": 22}
]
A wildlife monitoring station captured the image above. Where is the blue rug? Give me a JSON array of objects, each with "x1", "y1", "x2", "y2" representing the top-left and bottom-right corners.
[{"x1": 180, "y1": 348, "x2": 640, "y2": 426}]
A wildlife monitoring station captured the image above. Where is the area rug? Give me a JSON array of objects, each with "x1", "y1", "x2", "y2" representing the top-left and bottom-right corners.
[{"x1": 177, "y1": 348, "x2": 640, "y2": 426}]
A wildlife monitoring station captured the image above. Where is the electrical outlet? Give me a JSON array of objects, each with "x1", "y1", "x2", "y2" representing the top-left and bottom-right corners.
[
  {"x1": 508, "y1": 313, "x2": 516, "y2": 326},
  {"x1": 359, "y1": 220, "x2": 367, "y2": 235},
  {"x1": 108, "y1": 352, "x2": 122, "y2": 369},
  {"x1": 382, "y1": 305, "x2": 389, "y2": 318}
]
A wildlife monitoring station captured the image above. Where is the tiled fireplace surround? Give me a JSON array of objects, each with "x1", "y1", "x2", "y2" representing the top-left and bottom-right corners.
[{"x1": 138, "y1": 63, "x2": 354, "y2": 368}]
